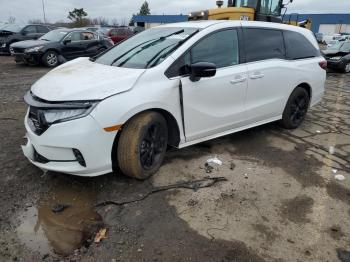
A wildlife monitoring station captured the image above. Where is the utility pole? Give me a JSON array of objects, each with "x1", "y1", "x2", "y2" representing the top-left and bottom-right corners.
[{"x1": 42, "y1": 0, "x2": 47, "y2": 23}]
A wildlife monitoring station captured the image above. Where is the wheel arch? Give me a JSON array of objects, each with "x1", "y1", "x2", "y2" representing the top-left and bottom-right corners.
[
  {"x1": 110, "y1": 108, "x2": 181, "y2": 173},
  {"x1": 293, "y1": 82, "x2": 312, "y2": 101}
]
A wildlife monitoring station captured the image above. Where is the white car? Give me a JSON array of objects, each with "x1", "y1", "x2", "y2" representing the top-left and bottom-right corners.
[{"x1": 22, "y1": 21, "x2": 326, "y2": 179}]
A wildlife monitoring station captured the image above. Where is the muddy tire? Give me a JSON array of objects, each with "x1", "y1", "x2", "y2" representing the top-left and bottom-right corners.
[
  {"x1": 279, "y1": 87, "x2": 310, "y2": 129},
  {"x1": 42, "y1": 50, "x2": 59, "y2": 67},
  {"x1": 117, "y1": 112, "x2": 168, "y2": 180}
]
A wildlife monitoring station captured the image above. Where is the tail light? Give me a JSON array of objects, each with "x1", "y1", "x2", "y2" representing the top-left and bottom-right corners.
[{"x1": 319, "y1": 60, "x2": 327, "y2": 70}]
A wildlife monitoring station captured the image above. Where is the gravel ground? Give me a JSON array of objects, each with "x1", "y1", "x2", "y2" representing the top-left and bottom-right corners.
[{"x1": 0, "y1": 56, "x2": 349, "y2": 262}]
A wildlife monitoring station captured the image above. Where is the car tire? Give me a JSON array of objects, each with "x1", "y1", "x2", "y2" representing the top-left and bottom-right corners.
[
  {"x1": 42, "y1": 51, "x2": 59, "y2": 67},
  {"x1": 279, "y1": 87, "x2": 310, "y2": 129},
  {"x1": 117, "y1": 112, "x2": 168, "y2": 180},
  {"x1": 343, "y1": 62, "x2": 350, "y2": 73}
]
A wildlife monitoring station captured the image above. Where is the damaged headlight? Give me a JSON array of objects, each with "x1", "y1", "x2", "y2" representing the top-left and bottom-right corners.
[
  {"x1": 43, "y1": 108, "x2": 92, "y2": 124},
  {"x1": 25, "y1": 46, "x2": 44, "y2": 53}
]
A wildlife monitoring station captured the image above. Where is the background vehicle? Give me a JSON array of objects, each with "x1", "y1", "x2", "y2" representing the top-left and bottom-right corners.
[
  {"x1": 188, "y1": 0, "x2": 312, "y2": 29},
  {"x1": 323, "y1": 41, "x2": 350, "y2": 73},
  {"x1": 10, "y1": 29, "x2": 113, "y2": 67},
  {"x1": 99, "y1": 27, "x2": 133, "y2": 44},
  {"x1": 22, "y1": 21, "x2": 326, "y2": 179},
  {"x1": 0, "y1": 24, "x2": 55, "y2": 54}
]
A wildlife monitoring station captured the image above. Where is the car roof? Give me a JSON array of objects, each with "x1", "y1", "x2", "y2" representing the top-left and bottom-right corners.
[
  {"x1": 52, "y1": 28, "x2": 95, "y2": 33},
  {"x1": 158, "y1": 20, "x2": 312, "y2": 33}
]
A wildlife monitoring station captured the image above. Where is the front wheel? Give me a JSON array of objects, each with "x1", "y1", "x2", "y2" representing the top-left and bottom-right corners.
[
  {"x1": 343, "y1": 62, "x2": 350, "y2": 73},
  {"x1": 279, "y1": 87, "x2": 310, "y2": 129},
  {"x1": 117, "y1": 112, "x2": 168, "y2": 180},
  {"x1": 42, "y1": 51, "x2": 59, "y2": 67}
]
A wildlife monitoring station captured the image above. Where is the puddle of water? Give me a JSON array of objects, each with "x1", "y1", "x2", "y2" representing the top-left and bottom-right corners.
[{"x1": 17, "y1": 185, "x2": 102, "y2": 256}]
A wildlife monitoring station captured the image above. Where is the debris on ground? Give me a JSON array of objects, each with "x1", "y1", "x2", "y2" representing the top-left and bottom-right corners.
[
  {"x1": 335, "y1": 175, "x2": 345, "y2": 181},
  {"x1": 51, "y1": 204, "x2": 70, "y2": 213},
  {"x1": 95, "y1": 177, "x2": 227, "y2": 208},
  {"x1": 316, "y1": 130, "x2": 321, "y2": 133},
  {"x1": 332, "y1": 169, "x2": 338, "y2": 174},
  {"x1": 94, "y1": 228, "x2": 107, "y2": 243},
  {"x1": 244, "y1": 173, "x2": 248, "y2": 179},
  {"x1": 329, "y1": 146, "x2": 335, "y2": 155},
  {"x1": 205, "y1": 157, "x2": 223, "y2": 173}
]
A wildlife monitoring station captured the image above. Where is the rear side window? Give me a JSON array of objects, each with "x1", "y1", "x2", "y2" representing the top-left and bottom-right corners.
[
  {"x1": 284, "y1": 30, "x2": 320, "y2": 59},
  {"x1": 191, "y1": 29, "x2": 239, "y2": 68},
  {"x1": 37, "y1": 25, "x2": 49, "y2": 33},
  {"x1": 244, "y1": 28, "x2": 285, "y2": 62}
]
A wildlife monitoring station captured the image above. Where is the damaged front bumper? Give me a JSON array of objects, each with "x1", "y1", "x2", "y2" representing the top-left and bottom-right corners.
[{"x1": 22, "y1": 110, "x2": 117, "y2": 177}]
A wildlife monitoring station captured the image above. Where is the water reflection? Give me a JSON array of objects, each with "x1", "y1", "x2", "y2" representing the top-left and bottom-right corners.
[{"x1": 17, "y1": 184, "x2": 102, "y2": 256}]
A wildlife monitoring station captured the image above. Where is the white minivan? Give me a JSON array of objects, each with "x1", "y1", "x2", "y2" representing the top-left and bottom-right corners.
[{"x1": 22, "y1": 21, "x2": 327, "y2": 179}]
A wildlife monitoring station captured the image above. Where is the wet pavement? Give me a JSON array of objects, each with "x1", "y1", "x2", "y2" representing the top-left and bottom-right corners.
[{"x1": 0, "y1": 56, "x2": 349, "y2": 261}]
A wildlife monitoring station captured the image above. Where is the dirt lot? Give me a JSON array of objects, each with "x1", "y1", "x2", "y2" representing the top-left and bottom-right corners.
[{"x1": 0, "y1": 55, "x2": 349, "y2": 262}]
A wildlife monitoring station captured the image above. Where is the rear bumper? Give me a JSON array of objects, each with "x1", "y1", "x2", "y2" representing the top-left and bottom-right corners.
[
  {"x1": 326, "y1": 59, "x2": 345, "y2": 70},
  {"x1": 22, "y1": 112, "x2": 117, "y2": 177}
]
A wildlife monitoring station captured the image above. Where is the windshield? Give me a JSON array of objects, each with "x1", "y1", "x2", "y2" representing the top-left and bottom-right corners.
[
  {"x1": 236, "y1": 0, "x2": 281, "y2": 15},
  {"x1": 0, "y1": 24, "x2": 23, "y2": 33},
  {"x1": 95, "y1": 27, "x2": 199, "y2": 69},
  {"x1": 236, "y1": 0, "x2": 258, "y2": 8},
  {"x1": 39, "y1": 30, "x2": 69, "y2": 42}
]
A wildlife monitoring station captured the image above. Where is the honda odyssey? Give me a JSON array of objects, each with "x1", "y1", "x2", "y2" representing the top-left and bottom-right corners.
[{"x1": 22, "y1": 21, "x2": 326, "y2": 179}]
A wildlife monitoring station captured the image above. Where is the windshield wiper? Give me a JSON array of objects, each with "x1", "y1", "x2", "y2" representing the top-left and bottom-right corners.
[
  {"x1": 110, "y1": 29, "x2": 185, "y2": 66},
  {"x1": 145, "y1": 29, "x2": 200, "y2": 68}
]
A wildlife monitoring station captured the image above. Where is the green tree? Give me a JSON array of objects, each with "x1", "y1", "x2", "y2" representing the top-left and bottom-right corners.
[
  {"x1": 67, "y1": 8, "x2": 88, "y2": 26},
  {"x1": 138, "y1": 1, "x2": 150, "y2": 15}
]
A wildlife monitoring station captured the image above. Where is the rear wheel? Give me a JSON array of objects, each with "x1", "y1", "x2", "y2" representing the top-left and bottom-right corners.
[
  {"x1": 117, "y1": 112, "x2": 168, "y2": 180},
  {"x1": 42, "y1": 51, "x2": 59, "y2": 67},
  {"x1": 280, "y1": 87, "x2": 310, "y2": 129}
]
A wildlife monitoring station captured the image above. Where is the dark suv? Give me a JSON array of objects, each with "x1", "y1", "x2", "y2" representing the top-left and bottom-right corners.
[{"x1": 0, "y1": 24, "x2": 55, "y2": 54}]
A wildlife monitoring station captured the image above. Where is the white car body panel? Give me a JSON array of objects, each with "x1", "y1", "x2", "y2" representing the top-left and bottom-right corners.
[
  {"x1": 31, "y1": 57, "x2": 146, "y2": 101},
  {"x1": 22, "y1": 21, "x2": 326, "y2": 176}
]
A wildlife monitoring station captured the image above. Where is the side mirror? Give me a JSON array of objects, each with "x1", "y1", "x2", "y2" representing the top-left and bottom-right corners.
[
  {"x1": 63, "y1": 39, "x2": 71, "y2": 45},
  {"x1": 189, "y1": 62, "x2": 217, "y2": 82}
]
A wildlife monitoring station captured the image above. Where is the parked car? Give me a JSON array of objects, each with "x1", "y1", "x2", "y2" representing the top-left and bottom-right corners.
[
  {"x1": 101, "y1": 27, "x2": 133, "y2": 44},
  {"x1": 0, "y1": 24, "x2": 54, "y2": 54},
  {"x1": 10, "y1": 28, "x2": 113, "y2": 67},
  {"x1": 323, "y1": 41, "x2": 350, "y2": 73},
  {"x1": 22, "y1": 21, "x2": 326, "y2": 179},
  {"x1": 323, "y1": 34, "x2": 341, "y2": 45}
]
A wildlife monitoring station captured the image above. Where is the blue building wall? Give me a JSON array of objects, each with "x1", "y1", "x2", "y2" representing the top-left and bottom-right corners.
[
  {"x1": 283, "y1": 14, "x2": 350, "y2": 33},
  {"x1": 132, "y1": 15, "x2": 188, "y2": 24}
]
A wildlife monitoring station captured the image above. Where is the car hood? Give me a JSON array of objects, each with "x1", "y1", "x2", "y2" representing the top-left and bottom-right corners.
[
  {"x1": 323, "y1": 49, "x2": 341, "y2": 55},
  {"x1": 31, "y1": 58, "x2": 146, "y2": 101},
  {"x1": 11, "y1": 39, "x2": 49, "y2": 48}
]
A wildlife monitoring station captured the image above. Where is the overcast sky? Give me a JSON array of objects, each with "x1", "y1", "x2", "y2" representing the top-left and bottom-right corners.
[{"x1": 0, "y1": 0, "x2": 349, "y2": 24}]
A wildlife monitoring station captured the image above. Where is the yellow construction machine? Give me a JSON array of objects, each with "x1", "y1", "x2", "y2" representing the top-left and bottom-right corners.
[{"x1": 188, "y1": 0, "x2": 311, "y2": 30}]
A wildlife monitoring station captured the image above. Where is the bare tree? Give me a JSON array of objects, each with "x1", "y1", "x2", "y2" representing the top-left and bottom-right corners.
[
  {"x1": 120, "y1": 18, "x2": 127, "y2": 26},
  {"x1": 111, "y1": 18, "x2": 119, "y2": 27},
  {"x1": 97, "y1": 17, "x2": 109, "y2": 26},
  {"x1": 7, "y1": 16, "x2": 16, "y2": 24}
]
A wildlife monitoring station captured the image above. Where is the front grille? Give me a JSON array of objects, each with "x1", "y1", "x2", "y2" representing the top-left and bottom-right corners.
[{"x1": 28, "y1": 107, "x2": 49, "y2": 135}]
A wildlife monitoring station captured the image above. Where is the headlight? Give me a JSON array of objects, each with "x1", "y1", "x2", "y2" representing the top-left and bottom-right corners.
[
  {"x1": 25, "y1": 46, "x2": 44, "y2": 53},
  {"x1": 329, "y1": 56, "x2": 342, "y2": 61},
  {"x1": 42, "y1": 102, "x2": 98, "y2": 124}
]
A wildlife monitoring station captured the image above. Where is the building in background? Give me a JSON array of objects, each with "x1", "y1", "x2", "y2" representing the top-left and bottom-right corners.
[
  {"x1": 283, "y1": 14, "x2": 350, "y2": 34},
  {"x1": 131, "y1": 15, "x2": 188, "y2": 29}
]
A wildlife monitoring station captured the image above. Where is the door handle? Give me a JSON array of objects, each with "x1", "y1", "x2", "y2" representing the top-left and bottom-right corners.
[
  {"x1": 250, "y1": 72, "x2": 265, "y2": 79},
  {"x1": 230, "y1": 76, "x2": 247, "y2": 84}
]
